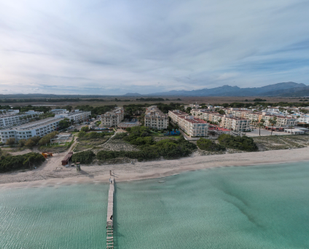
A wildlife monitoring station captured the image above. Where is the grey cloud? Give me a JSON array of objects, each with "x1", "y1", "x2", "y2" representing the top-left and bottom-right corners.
[{"x1": 0, "y1": 0, "x2": 308, "y2": 94}]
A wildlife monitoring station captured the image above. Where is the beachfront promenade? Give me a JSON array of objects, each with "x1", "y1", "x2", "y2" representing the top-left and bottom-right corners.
[{"x1": 106, "y1": 174, "x2": 114, "y2": 249}]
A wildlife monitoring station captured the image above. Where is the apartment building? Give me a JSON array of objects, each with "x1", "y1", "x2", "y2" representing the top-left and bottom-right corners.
[
  {"x1": 244, "y1": 112, "x2": 262, "y2": 122},
  {"x1": 101, "y1": 107, "x2": 124, "y2": 127},
  {"x1": 169, "y1": 110, "x2": 187, "y2": 124},
  {"x1": 276, "y1": 116, "x2": 297, "y2": 128},
  {"x1": 0, "y1": 117, "x2": 63, "y2": 143},
  {"x1": 56, "y1": 110, "x2": 91, "y2": 123},
  {"x1": 50, "y1": 109, "x2": 68, "y2": 115},
  {"x1": 208, "y1": 113, "x2": 223, "y2": 124},
  {"x1": 221, "y1": 116, "x2": 251, "y2": 132},
  {"x1": 168, "y1": 110, "x2": 209, "y2": 137},
  {"x1": 297, "y1": 115, "x2": 309, "y2": 124},
  {"x1": 229, "y1": 110, "x2": 251, "y2": 118},
  {"x1": 144, "y1": 106, "x2": 168, "y2": 130},
  {"x1": 0, "y1": 110, "x2": 43, "y2": 129}
]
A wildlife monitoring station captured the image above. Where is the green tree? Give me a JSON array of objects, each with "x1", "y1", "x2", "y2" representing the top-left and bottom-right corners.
[
  {"x1": 258, "y1": 119, "x2": 265, "y2": 136},
  {"x1": 81, "y1": 126, "x2": 89, "y2": 132},
  {"x1": 218, "y1": 109, "x2": 225, "y2": 115},
  {"x1": 269, "y1": 118, "x2": 277, "y2": 135},
  {"x1": 18, "y1": 139, "x2": 26, "y2": 147},
  {"x1": 25, "y1": 139, "x2": 36, "y2": 148},
  {"x1": 59, "y1": 118, "x2": 71, "y2": 130},
  {"x1": 6, "y1": 138, "x2": 16, "y2": 145}
]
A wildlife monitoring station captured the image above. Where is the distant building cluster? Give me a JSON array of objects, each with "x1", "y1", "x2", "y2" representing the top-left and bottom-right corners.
[
  {"x1": 101, "y1": 107, "x2": 124, "y2": 127},
  {"x1": 0, "y1": 117, "x2": 63, "y2": 143},
  {"x1": 55, "y1": 109, "x2": 91, "y2": 123},
  {"x1": 144, "y1": 105, "x2": 169, "y2": 130},
  {"x1": 0, "y1": 109, "x2": 91, "y2": 143}
]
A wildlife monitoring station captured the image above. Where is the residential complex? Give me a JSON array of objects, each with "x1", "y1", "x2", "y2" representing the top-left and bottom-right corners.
[
  {"x1": 101, "y1": 107, "x2": 124, "y2": 127},
  {"x1": 144, "y1": 106, "x2": 168, "y2": 130},
  {"x1": 55, "y1": 110, "x2": 91, "y2": 123},
  {"x1": 221, "y1": 116, "x2": 251, "y2": 132},
  {"x1": 0, "y1": 110, "x2": 44, "y2": 129},
  {"x1": 168, "y1": 110, "x2": 208, "y2": 137},
  {"x1": 0, "y1": 117, "x2": 63, "y2": 143}
]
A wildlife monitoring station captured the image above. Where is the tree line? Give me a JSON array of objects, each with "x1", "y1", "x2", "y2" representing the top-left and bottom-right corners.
[{"x1": 0, "y1": 152, "x2": 45, "y2": 172}]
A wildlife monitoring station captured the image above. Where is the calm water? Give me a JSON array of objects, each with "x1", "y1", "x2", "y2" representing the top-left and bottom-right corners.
[{"x1": 1, "y1": 162, "x2": 309, "y2": 249}]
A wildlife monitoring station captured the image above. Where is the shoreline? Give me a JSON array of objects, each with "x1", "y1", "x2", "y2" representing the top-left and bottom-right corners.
[{"x1": 1, "y1": 146, "x2": 309, "y2": 189}]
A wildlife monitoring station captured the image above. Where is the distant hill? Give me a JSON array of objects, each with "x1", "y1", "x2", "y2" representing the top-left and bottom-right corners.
[
  {"x1": 123, "y1": 93, "x2": 142, "y2": 97},
  {"x1": 146, "y1": 82, "x2": 307, "y2": 97}
]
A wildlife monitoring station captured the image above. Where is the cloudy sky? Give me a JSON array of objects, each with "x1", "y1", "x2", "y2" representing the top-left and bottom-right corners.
[{"x1": 0, "y1": 0, "x2": 309, "y2": 95}]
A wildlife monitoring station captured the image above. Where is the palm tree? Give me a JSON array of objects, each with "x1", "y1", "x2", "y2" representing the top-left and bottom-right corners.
[
  {"x1": 258, "y1": 119, "x2": 265, "y2": 136},
  {"x1": 269, "y1": 118, "x2": 277, "y2": 135}
]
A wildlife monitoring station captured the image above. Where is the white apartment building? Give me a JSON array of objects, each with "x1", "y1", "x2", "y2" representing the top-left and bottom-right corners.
[
  {"x1": 221, "y1": 116, "x2": 251, "y2": 132},
  {"x1": 0, "y1": 110, "x2": 43, "y2": 129},
  {"x1": 276, "y1": 116, "x2": 297, "y2": 128},
  {"x1": 0, "y1": 118, "x2": 63, "y2": 143},
  {"x1": 229, "y1": 110, "x2": 250, "y2": 118},
  {"x1": 297, "y1": 115, "x2": 309, "y2": 124},
  {"x1": 144, "y1": 106, "x2": 168, "y2": 130},
  {"x1": 50, "y1": 109, "x2": 68, "y2": 115},
  {"x1": 168, "y1": 110, "x2": 209, "y2": 137},
  {"x1": 244, "y1": 112, "x2": 262, "y2": 122},
  {"x1": 101, "y1": 107, "x2": 124, "y2": 127},
  {"x1": 55, "y1": 110, "x2": 91, "y2": 123}
]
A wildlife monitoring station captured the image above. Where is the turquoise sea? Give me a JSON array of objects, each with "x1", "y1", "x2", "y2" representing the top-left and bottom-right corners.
[{"x1": 1, "y1": 162, "x2": 309, "y2": 249}]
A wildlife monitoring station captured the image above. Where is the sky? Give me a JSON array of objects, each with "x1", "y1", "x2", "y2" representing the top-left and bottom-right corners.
[{"x1": 0, "y1": 0, "x2": 309, "y2": 95}]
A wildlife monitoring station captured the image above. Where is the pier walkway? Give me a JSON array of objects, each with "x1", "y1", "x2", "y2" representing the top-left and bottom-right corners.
[{"x1": 106, "y1": 174, "x2": 114, "y2": 249}]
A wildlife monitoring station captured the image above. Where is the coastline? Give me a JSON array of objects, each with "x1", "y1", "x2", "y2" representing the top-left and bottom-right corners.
[{"x1": 1, "y1": 146, "x2": 309, "y2": 189}]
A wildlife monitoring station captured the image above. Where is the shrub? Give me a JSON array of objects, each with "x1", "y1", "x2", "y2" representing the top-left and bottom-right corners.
[
  {"x1": 197, "y1": 138, "x2": 226, "y2": 151},
  {"x1": 97, "y1": 151, "x2": 121, "y2": 160},
  {"x1": 218, "y1": 134, "x2": 258, "y2": 151},
  {"x1": 113, "y1": 133, "x2": 127, "y2": 139},
  {"x1": 72, "y1": 150, "x2": 95, "y2": 164}
]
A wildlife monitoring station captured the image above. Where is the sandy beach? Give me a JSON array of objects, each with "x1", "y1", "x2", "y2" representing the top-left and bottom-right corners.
[{"x1": 1, "y1": 146, "x2": 309, "y2": 190}]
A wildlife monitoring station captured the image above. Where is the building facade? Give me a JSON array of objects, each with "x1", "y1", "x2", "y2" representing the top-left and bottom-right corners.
[
  {"x1": 0, "y1": 110, "x2": 43, "y2": 129},
  {"x1": 221, "y1": 116, "x2": 251, "y2": 132},
  {"x1": 101, "y1": 107, "x2": 124, "y2": 127},
  {"x1": 0, "y1": 118, "x2": 63, "y2": 143},
  {"x1": 55, "y1": 110, "x2": 91, "y2": 123},
  {"x1": 168, "y1": 110, "x2": 209, "y2": 137},
  {"x1": 144, "y1": 106, "x2": 168, "y2": 130}
]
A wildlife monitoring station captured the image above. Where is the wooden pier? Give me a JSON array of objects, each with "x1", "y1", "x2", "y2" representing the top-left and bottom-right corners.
[{"x1": 106, "y1": 175, "x2": 114, "y2": 249}]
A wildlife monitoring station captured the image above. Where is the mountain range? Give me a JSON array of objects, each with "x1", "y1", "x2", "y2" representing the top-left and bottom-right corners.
[{"x1": 129, "y1": 82, "x2": 309, "y2": 97}]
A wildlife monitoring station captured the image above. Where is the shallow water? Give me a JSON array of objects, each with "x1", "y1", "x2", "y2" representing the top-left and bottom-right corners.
[
  {"x1": 1, "y1": 162, "x2": 309, "y2": 248},
  {"x1": 0, "y1": 184, "x2": 108, "y2": 249}
]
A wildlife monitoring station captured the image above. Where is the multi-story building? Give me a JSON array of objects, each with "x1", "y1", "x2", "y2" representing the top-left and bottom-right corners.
[
  {"x1": 168, "y1": 110, "x2": 209, "y2": 137},
  {"x1": 229, "y1": 110, "x2": 251, "y2": 118},
  {"x1": 276, "y1": 116, "x2": 297, "y2": 128},
  {"x1": 101, "y1": 107, "x2": 124, "y2": 127},
  {"x1": 144, "y1": 106, "x2": 168, "y2": 130},
  {"x1": 50, "y1": 109, "x2": 68, "y2": 115},
  {"x1": 244, "y1": 112, "x2": 262, "y2": 122},
  {"x1": 0, "y1": 110, "x2": 43, "y2": 129},
  {"x1": 208, "y1": 113, "x2": 223, "y2": 124},
  {"x1": 297, "y1": 115, "x2": 309, "y2": 124},
  {"x1": 55, "y1": 110, "x2": 91, "y2": 123},
  {"x1": 0, "y1": 117, "x2": 63, "y2": 143},
  {"x1": 221, "y1": 116, "x2": 251, "y2": 132}
]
